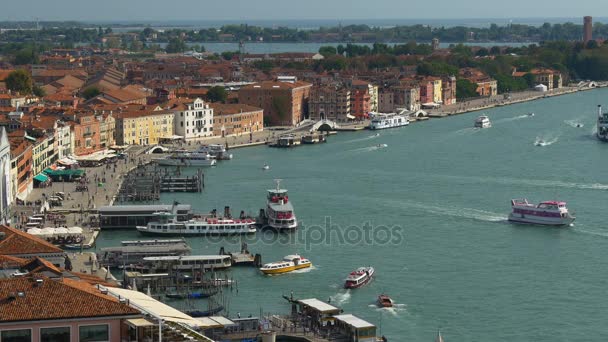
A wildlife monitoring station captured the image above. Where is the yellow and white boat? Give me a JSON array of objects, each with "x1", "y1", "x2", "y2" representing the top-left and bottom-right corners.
[{"x1": 260, "y1": 254, "x2": 311, "y2": 275}]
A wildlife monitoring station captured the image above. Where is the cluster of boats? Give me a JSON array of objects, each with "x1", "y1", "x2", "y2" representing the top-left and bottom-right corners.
[{"x1": 156, "y1": 144, "x2": 232, "y2": 167}]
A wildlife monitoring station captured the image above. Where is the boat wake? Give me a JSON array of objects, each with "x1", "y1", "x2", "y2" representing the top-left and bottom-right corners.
[
  {"x1": 534, "y1": 136, "x2": 559, "y2": 147},
  {"x1": 564, "y1": 119, "x2": 584, "y2": 128},
  {"x1": 291, "y1": 265, "x2": 317, "y2": 274},
  {"x1": 368, "y1": 303, "x2": 407, "y2": 316},
  {"x1": 494, "y1": 114, "x2": 529, "y2": 124},
  {"x1": 342, "y1": 134, "x2": 380, "y2": 144},
  {"x1": 350, "y1": 144, "x2": 387, "y2": 153},
  {"x1": 382, "y1": 199, "x2": 508, "y2": 223},
  {"x1": 330, "y1": 290, "x2": 351, "y2": 306}
]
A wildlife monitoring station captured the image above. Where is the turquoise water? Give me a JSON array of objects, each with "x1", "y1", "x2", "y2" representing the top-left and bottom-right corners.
[{"x1": 98, "y1": 88, "x2": 608, "y2": 341}]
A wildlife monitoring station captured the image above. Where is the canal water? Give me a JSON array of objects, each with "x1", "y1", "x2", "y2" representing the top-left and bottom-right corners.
[{"x1": 98, "y1": 88, "x2": 608, "y2": 341}]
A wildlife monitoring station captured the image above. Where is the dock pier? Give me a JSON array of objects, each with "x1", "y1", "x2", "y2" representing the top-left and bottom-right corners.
[{"x1": 116, "y1": 164, "x2": 204, "y2": 202}]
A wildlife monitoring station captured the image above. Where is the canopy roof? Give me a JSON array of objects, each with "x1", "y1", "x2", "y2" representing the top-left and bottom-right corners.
[{"x1": 334, "y1": 314, "x2": 375, "y2": 329}]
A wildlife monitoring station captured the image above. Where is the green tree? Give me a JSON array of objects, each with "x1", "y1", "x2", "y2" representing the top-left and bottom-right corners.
[
  {"x1": 6, "y1": 70, "x2": 33, "y2": 94},
  {"x1": 13, "y1": 48, "x2": 38, "y2": 65},
  {"x1": 82, "y1": 87, "x2": 101, "y2": 100},
  {"x1": 221, "y1": 51, "x2": 237, "y2": 60},
  {"x1": 33, "y1": 85, "x2": 46, "y2": 97},
  {"x1": 206, "y1": 86, "x2": 228, "y2": 103},
  {"x1": 456, "y1": 79, "x2": 479, "y2": 100},
  {"x1": 318, "y1": 46, "x2": 337, "y2": 57},
  {"x1": 253, "y1": 60, "x2": 274, "y2": 73},
  {"x1": 166, "y1": 38, "x2": 186, "y2": 53}
]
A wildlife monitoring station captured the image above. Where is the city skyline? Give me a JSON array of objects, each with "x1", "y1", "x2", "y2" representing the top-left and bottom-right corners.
[{"x1": 1, "y1": 0, "x2": 607, "y2": 22}]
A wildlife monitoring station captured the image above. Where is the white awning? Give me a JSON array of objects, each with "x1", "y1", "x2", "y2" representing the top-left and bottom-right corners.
[
  {"x1": 103, "y1": 287, "x2": 201, "y2": 327},
  {"x1": 346, "y1": 114, "x2": 356, "y2": 119},
  {"x1": 334, "y1": 314, "x2": 375, "y2": 329},
  {"x1": 126, "y1": 318, "x2": 155, "y2": 328}
]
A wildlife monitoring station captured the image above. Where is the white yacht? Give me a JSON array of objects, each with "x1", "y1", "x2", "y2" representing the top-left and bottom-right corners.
[
  {"x1": 597, "y1": 105, "x2": 608, "y2": 142},
  {"x1": 156, "y1": 151, "x2": 217, "y2": 167},
  {"x1": 136, "y1": 208, "x2": 257, "y2": 235},
  {"x1": 508, "y1": 199, "x2": 575, "y2": 226},
  {"x1": 474, "y1": 115, "x2": 491, "y2": 128},
  {"x1": 369, "y1": 113, "x2": 409, "y2": 130},
  {"x1": 197, "y1": 144, "x2": 233, "y2": 160},
  {"x1": 264, "y1": 179, "x2": 297, "y2": 231}
]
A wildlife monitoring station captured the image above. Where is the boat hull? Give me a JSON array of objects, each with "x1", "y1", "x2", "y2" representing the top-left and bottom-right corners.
[
  {"x1": 136, "y1": 226, "x2": 257, "y2": 235},
  {"x1": 369, "y1": 120, "x2": 409, "y2": 130},
  {"x1": 344, "y1": 275, "x2": 372, "y2": 289},
  {"x1": 260, "y1": 263, "x2": 311, "y2": 275},
  {"x1": 597, "y1": 133, "x2": 608, "y2": 142},
  {"x1": 508, "y1": 213, "x2": 575, "y2": 226}
]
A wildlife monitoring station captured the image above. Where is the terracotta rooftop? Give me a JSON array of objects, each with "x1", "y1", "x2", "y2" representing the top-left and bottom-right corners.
[
  {"x1": 209, "y1": 103, "x2": 263, "y2": 116},
  {"x1": 0, "y1": 255, "x2": 28, "y2": 268},
  {"x1": 0, "y1": 276, "x2": 139, "y2": 323},
  {"x1": 0, "y1": 225, "x2": 63, "y2": 256},
  {"x1": 241, "y1": 80, "x2": 312, "y2": 90}
]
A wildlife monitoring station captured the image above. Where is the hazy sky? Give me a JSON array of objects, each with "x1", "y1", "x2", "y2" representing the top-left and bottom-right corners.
[{"x1": 2, "y1": 0, "x2": 606, "y2": 21}]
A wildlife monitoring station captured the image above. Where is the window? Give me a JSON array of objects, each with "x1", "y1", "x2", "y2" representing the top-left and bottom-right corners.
[
  {"x1": 79, "y1": 325, "x2": 109, "y2": 342},
  {"x1": 1, "y1": 329, "x2": 32, "y2": 342},
  {"x1": 41, "y1": 327, "x2": 70, "y2": 342}
]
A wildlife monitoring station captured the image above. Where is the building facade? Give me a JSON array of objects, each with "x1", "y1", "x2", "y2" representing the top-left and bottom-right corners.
[
  {"x1": 584, "y1": 16, "x2": 593, "y2": 42},
  {"x1": 238, "y1": 80, "x2": 312, "y2": 126},
  {"x1": 308, "y1": 85, "x2": 351, "y2": 121},
  {"x1": 8, "y1": 135, "x2": 33, "y2": 204},
  {"x1": 0, "y1": 128, "x2": 10, "y2": 224},
  {"x1": 172, "y1": 98, "x2": 214, "y2": 140},
  {"x1": 210, "y1": 103, "x2": 264, "y2": 137},
  {"x1": 115, "y1": 109, "x2": 174, "y2": 145},
  {"x1": 351, "y1": 89, "x2": 371, "y2": 118}
]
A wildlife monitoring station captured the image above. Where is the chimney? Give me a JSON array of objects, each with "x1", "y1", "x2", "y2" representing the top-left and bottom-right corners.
[{"x1": 35, "y1": 278, "x2": 43, "y2": 287}]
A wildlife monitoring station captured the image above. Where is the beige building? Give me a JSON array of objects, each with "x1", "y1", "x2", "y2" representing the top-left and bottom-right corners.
[
  {"x1": 209, "y1": 103, "x2": 264, "y2": 137},
  {"x1": 114, "y1": 108, "x2": 174, "y2": 145},
  {"x1": 308, "y1": 85, "x2": 351, "y2": 121}
]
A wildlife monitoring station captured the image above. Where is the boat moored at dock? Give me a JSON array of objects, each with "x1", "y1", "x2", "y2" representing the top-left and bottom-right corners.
[
  {"x1": 369, "y1": 112, "x2": 409, "y2": 130},
  {"x1": 197, "y1": 144, "x2": 233, "y2": 160},
  {"x1": 344, "y1": 266, "x2": 375, "y2": 289},
  {"x1": 99, "y1": 242, "x2": 192, "y2": 268},
  {"x1": 263, "y1": 179, "x2": 298, "y2": 231},
  {"x1": 260, "y1": 254, "x2": 311, "y2": 275},
  {"x1": 156, "y1": 151, "x2": 217, "y2": 167},
  {"x1": 143, "y1": 255, "x2": 232, "y2": 271},
  {"x1": 136, "y1": 207, "x2": 257, "y2": 235},
  {"x1": 508, "y1": 199, "x2": 575, "y2": 226}
]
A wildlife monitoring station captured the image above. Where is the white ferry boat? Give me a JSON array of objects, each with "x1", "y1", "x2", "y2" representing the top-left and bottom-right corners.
[
  {"x1": 369, "y1": 113, "x2": 409, "y2": 130},
  {"x1": 156, "y1": 151, "x2": 217, "y2": 167},
  {"x1": 596, "y1": 105, "x2": 608, "y2": 142},
  {"x1": 508, "y1": 199, "x2": 575, "y2": 226},
  {"x1": 474, "y1": 115, "x2": 491, "y2": 128},
  {"x1": 260, "y1": 254, "x2": 311, "y2": 275},
  {"x1": 197, "y1": 144, "x2": 233, "y2": 160},
  {"x1": 344, "y1": 266, "x2": 375, "y2": 289},
  {"x1": 136, "y1": 210, "x2": 257, "y2": 235},
  {"x1": 143, "y1": 255, "x2": 232, "y2": 271},
  {"x1": 264, "y1": 179, "x2": 297, "y2": 230}
]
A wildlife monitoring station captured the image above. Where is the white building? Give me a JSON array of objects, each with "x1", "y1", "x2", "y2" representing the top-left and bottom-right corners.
[
  {"x1": 172, "y1": 98, "x2": 214, "y2": 140},
  {"x1": 0, "y1": 127, "x2": 11, "y2": 224}
]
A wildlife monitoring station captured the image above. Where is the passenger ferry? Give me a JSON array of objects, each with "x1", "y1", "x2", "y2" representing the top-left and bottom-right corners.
[
  {"x1": 260, "y1": 254, "x2": 311, "y2": 275},
  {"x1": 344, "y1": 266, "x2": 375, "y2": 289},
  {"x1": 136, "y1": 210, "x2": 257, "y2": 235},
  {"x1": 197, "y1": 144, "x2": 233, "y2": 160},
  {"x1": 596, "y1": 105, "x2": 608, "y2": 142},
  {"x1": 474, "y1": 115, "x2": 491, "y2": 128},
  {"x1": 121, "y1": 238, "x2": 187, "y2": 246},
  {"x1": 143, "y1": 255, "x2": 232, "y2": 271},
  {"x1": 508, "y1": 199, "x2": 575, "y2": 226},
  {"x1": 264, "y1": 179, "x2": 298, "y2": 230},
  {"x1": 156, "y1": 151, "x2": 217, "y2": 167},
  {"x1": 369, "y1": 113, "x2": 409, "y2": 130}
]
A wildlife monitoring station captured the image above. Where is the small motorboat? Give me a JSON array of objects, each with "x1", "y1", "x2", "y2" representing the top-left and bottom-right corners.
[
  {"x1": 186, "y1": 306, "x2": 224, "y2": 317},
  {"x1": 377, "y1": 294, "x2": 393, "y2": 308},
  {"x1": 576, "y1": 123, "x2": 583, "y2": 128},
  {"x1": 376, "y1": 144, "x2": 388, "y2": 148},
  {"x1": 262, "y1": 164, "x2": 270, "y2": 170},
  {"x1": 474, "y1": 115, "x2": 491, "y2": 128},
  {"x1": 528, "y1": 112, "x2": 535, "y2": 117},
  {"x1": 373, "y1": 133, "x2": 380, "y2": 137}
]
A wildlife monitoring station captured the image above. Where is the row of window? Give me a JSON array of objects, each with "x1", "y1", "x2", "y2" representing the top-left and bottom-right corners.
[{"x1": 0, "y1": 324, "x2": 108, "y2": 342}]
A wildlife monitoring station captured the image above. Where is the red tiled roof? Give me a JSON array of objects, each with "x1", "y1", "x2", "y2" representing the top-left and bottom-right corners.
[
  {"x1": 0, "y1": 276, "x2": 139, "y2": 323},
  {"x1": 241, "y1": 80, "x2": 312, "y2": 90},
  {"x1": 0, "y1": 225, "x2": 63, "y2": 255},
  {"x1": 209, "y1": 103, "x2": 263, "y2": 116},
  {"x1": 0, "y1": 254, "x2": 28, "y2": 267}
]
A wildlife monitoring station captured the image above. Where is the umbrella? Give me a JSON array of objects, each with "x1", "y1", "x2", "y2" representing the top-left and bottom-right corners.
[
  {"x1": 40, "y1": 227, "x2": 55, "y2": 237},
  {"x1": 68, "y1": 227, "x2": 83, "y2": 234},
  {"x1": 54, "y1": 227, "x2": 69, "y2": 236},
  {"x1": 27, "y1": 228, "x2": 42, "y2": 235}
]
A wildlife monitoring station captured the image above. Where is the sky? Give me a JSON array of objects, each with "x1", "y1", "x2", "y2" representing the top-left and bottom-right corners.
[{"x1": 2, "y1": 0, "x2": 607, "y2": 22}]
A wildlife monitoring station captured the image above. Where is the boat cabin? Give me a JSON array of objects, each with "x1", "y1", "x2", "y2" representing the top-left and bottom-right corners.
[
  {"x1": 99, "y1": 204, "x2": 193, "y2": 229},
  {"x1": 333, "y1": 314, "x2": 377, "y2": 342}
]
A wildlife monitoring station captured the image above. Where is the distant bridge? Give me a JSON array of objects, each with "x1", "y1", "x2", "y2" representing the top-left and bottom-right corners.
[{"x1": 310, "y1": 119, "x2": 339, "y2": 132}]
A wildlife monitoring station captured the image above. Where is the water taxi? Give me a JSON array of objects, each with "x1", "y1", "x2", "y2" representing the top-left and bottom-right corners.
[
  {"x1": 377, "y1": 294, "x2": 393, "y2": 308},
  {"x1": 474, "y1": 115, "x2": 491, "y2": 128},
  {"x1": 344, "y1": 266, "x2": 375, "y2": 289},
  {"x1": 597, "y1": 105, "x2": 608, "y2": 142},
  {"x1": 369, "y1": 113, "x2": 409, "y2": 130},
  {"x1": 260, "y1": 254, "x2": 311, "y2": 275},
  {"x1": 508, "y1": 199, "x2": 575, "y2": 226},
  {"x1": 264, "y1": 179, "x2": 298, "y2": 230}
]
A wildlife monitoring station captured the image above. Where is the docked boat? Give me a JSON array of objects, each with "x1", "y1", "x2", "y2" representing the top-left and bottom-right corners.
[
  {"x1": 156, "y1": 151, "x2": 216, "y2": 167},
  {"x1": 121, "y1": 238, "x2": 187, "y2": 247},
  {"x1": 344, "y1": 266, "x2": 375, "y2": 289},
  {"x1": 597, "y1": 105, "x2": 608, "y2": 141},
  {"x1": 264, "y1": 179, "x2": 298, "y2": 230},
  {"x1": 369, "y1": 113, "x2": 409, "y2": 130},
  {"x1": 474, "y1": 115, "x2": 491, "y2": 128},
  {"x1": 508, "y1": 199, "x2": 575, "y2": 226},
  {"x1": 165, "y1": 290, "x2": 217, "y2": 299},
  {"x1": 377, "y1": 294, "x2": 393, "y2": 308},
  {"x1": 301, "y1": 133, "x2": 327, "y2": 144},
  {"x1": 99, "y1": 242, "x2": 191, "y2": 268},
  {"x1": 197, "y1": 144, "x2": 233, "y2": 160},
  {"x1": 136, "y1": 207, "x2": 257, "y2": 235},
  {"x1": 260, "y1": 254, "x2": 311, "y2": 275},
  {"x1": 186, "y1": 306, "x2": 224, "y2": 317},
  {"x1": 142, "y1": 255, "x2": 232, "y2": 271},
  {"x1": 269, "y1": 134, "x2": 299, "y2": 148}
]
